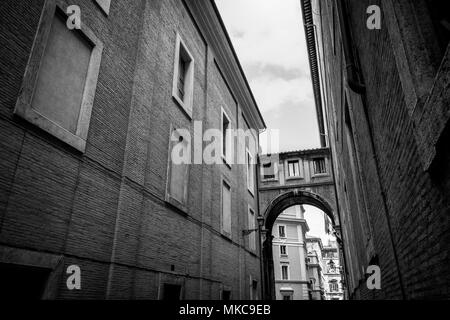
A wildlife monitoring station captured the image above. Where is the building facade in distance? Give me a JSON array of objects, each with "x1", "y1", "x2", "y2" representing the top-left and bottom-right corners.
[
  {"x1": 0, "y1": 0, "x2": 265, "y2": 299},
  {"x1": 272, "y1": 205, "x2": 310, "y2": 300},
  {"x1": 322, "y1": 240, "x2": 344, "y2": 300},
  {"x1": 305, "y1": 237, "x2": 326, "y2": 300}
]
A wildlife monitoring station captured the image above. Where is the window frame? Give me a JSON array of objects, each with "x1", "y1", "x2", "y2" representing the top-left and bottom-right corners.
[
  {"x1": 221, "y1": 107, "x2": 232, "y2": 166},
  {"x1": 14, "y1": 0, "x2": 103, "y2": 153},
  {"x1": 221, "y1": 179, "x2": 232, "y2": 238},
  {"x1": 281, "y1": 264, "x2": 290, "y2": 280},
  {"x1": 285, "y1": 158, "x2": 303, "y2": 179},
  {"x1": 278, "y1": 225, "x2": 287, "y2": 239},
  {"x1": 246, "y1": 148, "x2": 255, "y2": 195},
  {"x1": 280, "y1": 245, "x2": 287, "y2": 257},
  {"x1": 172, "y1": 33, "x2": 195, "y2": 119}
]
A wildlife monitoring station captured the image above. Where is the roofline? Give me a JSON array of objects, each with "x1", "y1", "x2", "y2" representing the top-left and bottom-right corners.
[
  {"x1": 300, "y1": 0, "x2": 326, "y2": 147},
  {"x1": 210, "y1": 0, "x2": 267, "y2": 129}
]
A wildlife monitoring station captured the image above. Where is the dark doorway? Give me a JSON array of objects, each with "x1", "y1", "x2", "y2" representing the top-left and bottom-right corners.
[
  {"x1": 162, "y1": 284, "x2": 182, "y2": 300},
  {"x1": 0, "y1": 263, "x2": 50, "y2": 299}
]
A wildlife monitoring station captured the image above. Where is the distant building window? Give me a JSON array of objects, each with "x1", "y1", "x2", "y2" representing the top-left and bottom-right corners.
[
  {"x1": 248, "y1": 207, "x2": 256, "y2": 251},
  {"x1": 166, "y1": 128, "x2": 189, "y2": 207},
  {"x1": 221, "y1": 109, "x2": 232, "y2": 164},
  {"x1": 281, "y1": 265, "x2": 289, "y2": 280},
  {"x1": 280, "y1": 245, "x2": 287, "y2": 256},
  {"x1": 278, "y1": 225, "x2": 286, "y2": 238},
  {"x1": 282, "y1": 295, "x2": 292, "y2": 300},
  {"x1": 287, "y1": 160, "x2": 301, "y2": 177},
  {"x1": 329, "y1": 280, "x2": 339, "y2": 292},
  {"x1": 162, "y1": 284, "x2": 182, "y2": 300},
  {"x1": 313, "y1": 158, "x2": 327, "y2": 175},
  {"x1": 222, "y1": 181, "x2": 232, "y2": 236},
  {"x1": 246, "y1": 150, "x2": 255, "y2": 194},
  {"x1": 14, "y1": 3, "x2": 103, "y2": 152},
  {"x1": 172, "y1": 34, "x2": 194, "y2": 118}
]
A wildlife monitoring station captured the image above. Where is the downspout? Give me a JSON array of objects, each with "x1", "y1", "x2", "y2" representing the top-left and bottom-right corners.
[{"x1": 256, "y1": 128, "x2": 266, "y2": 300}]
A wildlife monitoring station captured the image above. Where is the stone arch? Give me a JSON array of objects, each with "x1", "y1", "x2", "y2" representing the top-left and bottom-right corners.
[{"x1": 260, "y1": 190, "x2": 339, "y2": 300}]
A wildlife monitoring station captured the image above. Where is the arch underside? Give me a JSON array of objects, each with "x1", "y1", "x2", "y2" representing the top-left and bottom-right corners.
[{"x1": 263, "y1": 190, "x2": 337, "y2": 231}]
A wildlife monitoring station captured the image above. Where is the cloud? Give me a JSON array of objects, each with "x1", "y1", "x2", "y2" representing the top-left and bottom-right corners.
[{"x1": 216, "y1": 0, "x2": 321, "y2": 152}]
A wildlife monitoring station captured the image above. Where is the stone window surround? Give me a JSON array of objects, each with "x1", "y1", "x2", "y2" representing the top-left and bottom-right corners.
[
  {"x1": 281, "y1": 263, "x2": 290, "y2": 280},
  {"x1": 284, "y1": 158, "x2": 304, "y2": 180},
  {"x1": 14, "y1": 0, "x2": 103, "y2": 153},
  {"x1": 172, "y1": 33, "x2": 195, "y2": 119}
]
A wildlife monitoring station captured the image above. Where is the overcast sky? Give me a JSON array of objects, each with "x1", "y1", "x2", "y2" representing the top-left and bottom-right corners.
[
  {"x1": 216, "y1": 0, "x2": 321, "y2": 153},
  {"x1": 216, "y1": 0, "x2": 330, "y2": 242}
]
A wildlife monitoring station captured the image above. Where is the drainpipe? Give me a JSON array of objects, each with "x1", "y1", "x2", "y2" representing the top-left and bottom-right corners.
[{"x1": 256, "y1": 129, "x2": 266, "y2": 300}]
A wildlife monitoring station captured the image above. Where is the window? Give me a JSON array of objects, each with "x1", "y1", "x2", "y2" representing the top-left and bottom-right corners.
[
  {"x1": 172, "y1": 34, "x2": 194, "y2": 118},
  {"x1": 221, "y1": 181, "x2": 232, "y2": 236},
  {"x1": 287, "y1": 160, "x2": 301, "y2": 178},
  {"x1": 166, "y1": 128, "x2": 189, "y2": 208},
  {"x1": 248, "y1": 207, "x2": 256, "y2": 251},
  {"x1": 329, "y1": 280, "x2": 339, "y2": 292},
  {"x1": 250, "y1": 278, "x2": 258, "y2": 300},
  {"x1": 280, "y1": 245, "x2": 287, "y2": 256},
  {"x1": 282, "y1": 295, "x2": 292, "y2": 301},
  {"x1": 281, "y1": 265, "x2": 289, "y2": 280},
  {"x1": 278, "y1": 225, "x2": 286, "y2": 238},
  {"x1": 162, "y1": 284, "x2": 182, "y2": 300},
  {"x1": 246, "y1": 150, "x2": 255, "y2": 194},
  {"x1": 95, "y1": 0, "x2": 111, "y2": 15},
  {"x1": 221, "y1": 109, "x2": 232, "y2": 164},
  {"x1": 14, "y1": 3, "x2": 103, "y2": 153},
  {"x1": 262, "y1": 162, "x2": 276, "y2": 180},
  {"x1": 313, "y1": 158, "x2": 327, "y2": 175}
]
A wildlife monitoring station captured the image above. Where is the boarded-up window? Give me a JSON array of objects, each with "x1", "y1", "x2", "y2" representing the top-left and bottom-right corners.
[
  {"x1": 32, "y1": 12, "x2": 93, "y2": 135},
  {"x1": 168, "y1": 130, "x2": 189, "y2": 205},
  {"x1": 222, "y1": 181, "x2": 231, "y2": 236}
]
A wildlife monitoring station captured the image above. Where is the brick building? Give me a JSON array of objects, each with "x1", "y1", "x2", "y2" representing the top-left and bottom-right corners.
[
  {"x1": 0, "y1": 0, "x2": 265, "y2": 299},
  {"x1": 301, "y1": 0, "x2": 450, "y2": 299}
]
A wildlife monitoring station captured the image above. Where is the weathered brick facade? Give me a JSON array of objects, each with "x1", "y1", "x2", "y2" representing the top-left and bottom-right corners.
[
  {"x1": 0, "y1": 0, "x2": 265, "y2": 299},
  {"x1": 301, "y1": 0, "x2": 449, "y2": 299}
]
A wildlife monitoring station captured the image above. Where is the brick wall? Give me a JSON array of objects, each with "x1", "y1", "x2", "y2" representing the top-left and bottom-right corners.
[
  {"x1": 0, "y1": 0, "x2": 262, "y2": 299},
  {"x1": 309, "y1": 0, "x2": 450, "y2": 299}
]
